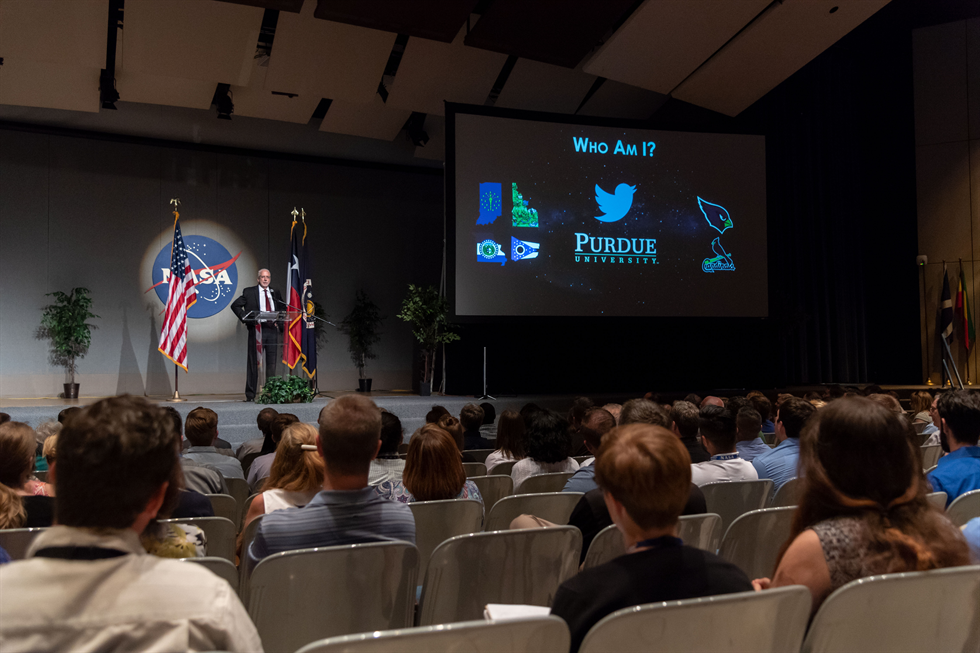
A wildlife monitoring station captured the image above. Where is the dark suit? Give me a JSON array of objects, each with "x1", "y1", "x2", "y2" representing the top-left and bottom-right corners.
[{"x1": 231, "y1": 285, "x2": 284, "y2": 400}]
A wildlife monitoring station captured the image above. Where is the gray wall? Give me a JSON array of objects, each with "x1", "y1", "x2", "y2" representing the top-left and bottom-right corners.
[{"x1": 0, "y1": 127, "x2": 443, "y2": 398}]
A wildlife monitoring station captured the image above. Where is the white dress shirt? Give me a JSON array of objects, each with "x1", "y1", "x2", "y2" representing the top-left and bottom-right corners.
[{"x1": 690, "y1": 452, "x2": 759, "y2": 487}]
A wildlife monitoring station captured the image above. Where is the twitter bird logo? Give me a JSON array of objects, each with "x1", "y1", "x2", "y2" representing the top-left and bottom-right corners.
[{"x1": 594, "y1": 183, "x2": 636, "y2": 222}]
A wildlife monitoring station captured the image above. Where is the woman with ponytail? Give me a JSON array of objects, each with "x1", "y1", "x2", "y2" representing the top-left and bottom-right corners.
[
  {"x1": 0, "y1": 422, "x2": 54, "y2": 528},
  {"x1": 752, "y1": 397, "x2": 971, "y2": 613}
]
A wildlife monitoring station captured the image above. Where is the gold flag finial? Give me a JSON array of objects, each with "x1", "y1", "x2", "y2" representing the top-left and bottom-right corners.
[
  {"x1": 291, "y1": 207, "x2": 299, "y2": 220},
  {"x1": 301, "y1": 208, "x2": 306, "y2": 221},
  {"x1": 170, "y1": 198, "x2": 180, "y2": 209}
]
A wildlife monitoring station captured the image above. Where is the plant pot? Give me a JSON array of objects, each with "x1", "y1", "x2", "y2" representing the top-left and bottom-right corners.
[
  {"x1": 63, "y1": 383, "x2": 79, "y2": 399},
  {"x1": 358, "y1": 378, "x2": 372, "y2": 393},
  {"x1": 419, "y1": 381, "x2": 431, "y2": 397}
]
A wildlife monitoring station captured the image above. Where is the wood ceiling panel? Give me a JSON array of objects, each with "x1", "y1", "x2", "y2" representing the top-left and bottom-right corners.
[
  {"x1": 216, "y1": 0, "x2": 304, "y2": 12},
  {"x1": 672, "y1": 0, "x2": 891, "y2": 117},
  {"x1": 116, "y1": 71, "x2": 216, "y2": 110},
  {"x1": 414, "y1": 115, "x2": 445, "y2": 161},
  {"x1": 385, "y1": 25, "x2": 507, "y2": 116},
  {"x1": 583, "y1": 0, "x2": 770, "y2": 94},
  {"x1": 577, "y1": 79, "x2": 667, "y2": 120},
  {"x1": 464, "y1": 0, "x2": 636, "y2": 68},
  {"x1": 234, "y1": 60, "x2": 321, "y2": 123},
  {"x1": 122, "y1": 0, "x2": 263, "y2": 86},
  {"x1": 314, "y1": 0, "x2": 477, "y2": 43},
  {"x1": 319, "y1": 96, "x2": 411, "y2": 141},
  {"x1": 0, "y1": 59, "x2": 101, "y2": 112},
  {"x1": 264, "y1": 0, "x2": 395, "y2": 102},
  {"x1": 0, "y1": 0, "x2": 107, "y2": 68},
  {"x1": 495, "y1": 59, "x2": 596, "y2": 114}
]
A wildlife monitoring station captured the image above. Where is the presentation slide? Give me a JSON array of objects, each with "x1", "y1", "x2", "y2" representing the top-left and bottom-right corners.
[{"x1": 451, "y1": 110, "x2": 768, "y2": 317}]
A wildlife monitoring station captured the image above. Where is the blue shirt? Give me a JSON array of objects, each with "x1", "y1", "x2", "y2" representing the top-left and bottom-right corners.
[
  {"x1": 183, "y1": 447, "x2": 245, "y2": 480},
  {"x1": 248, "y1": 486, "x2": 416, "y2": 567},
  {"x1": 761, "y1": 420, "x2": 775, "y2": 434},
  {"x1": 563, "y1": 462, "x2": 597, "y2": 494},
  {"x1": 735, "y1": 438, "x2": 771, "y2": 463},
  {"x1": 963, "y1": 518, "x2": 980, "y2": 563},
  {"x1": 751, "y1": 438, "x2": 800, "y2": 492},
  {"x1": 927, "y1": 446, "x2": 980, "y2": 506}
]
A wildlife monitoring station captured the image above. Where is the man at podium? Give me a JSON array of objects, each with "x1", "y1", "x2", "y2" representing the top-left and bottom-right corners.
[{"x1": 231, "y1": 269, "x2": 284, "y2": 401}]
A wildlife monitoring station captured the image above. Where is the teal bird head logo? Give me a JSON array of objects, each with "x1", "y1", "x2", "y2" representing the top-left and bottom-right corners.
[
  {"x1": 698, "y1": 197, "x2": 732, "y2": 234},
  {"x1": 594, "y1": 183, "x2": 637, "y2": 222}
]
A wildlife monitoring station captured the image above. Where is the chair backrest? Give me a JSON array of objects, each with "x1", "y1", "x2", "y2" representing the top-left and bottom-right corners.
[
  {"x1": 224, "y1": 477, "x2": 251, "y2": 526},
  {"x1": 249, "y1": 541, "x2": 419, "y2": 653},
  {"x1": 925, "y1": 491, "x2": 947, "y2": 510},
  {"x1": 462, "y1": 462, "x2": 488, "y2": 478},
  {"x1": 466, "y1": 449, "x2": 494, "y2": 464},
  {"x1": 34, "y1": 470, "x2": 48, "y2": 482},
  {"x1": 579, "y1": 586, "x2": 811, "y2": 653},
  {"x1": 718, "y1": 507, "x2": 796, "y2": 580},
  {"x1": 700, "y1": 479, "x2": 774, "y2": 533},
  {"x1": 572, "y1": 455, "x2": 592, "y2": 465},
  {"x1": 920, "y1": 444, "x2": 943, "y2": 470},
  {"x1": 241, "y1": 492, "x2": 261, "y2": 525},
  {"x1": 582, "y1": 524, "x2": 625, "y2": 569},
  {"x1": 469, "y1": 475, "x2": 513, "y2": 511},
  {"x1": 418, "y1": 526, "x2": 581, "y2": 626},
  {"x1": 515, "y1": 472, "x2": 575, "y2": 495},
  {"x1": 946, "y1": 489, "x2": 980, "y2": 527},
  {"x1": 241, "y1": 451, "x2": 262, "y2": 477},
  {"x1": 802, "y1": 565, "x2": 980, "y2": 653},
  {"x1": 204, "y1": 493, "x2": 238, "y2": 524},
  {"x1": 238, "y1": 513, "x2": 265, "y2": 600},
  {"x1": 295, "y1": 616, "x2": 571, "y2": 653},
  {"x1": 179, "y1": 556, "x2": 239, "y2": 592},
  {"x1": 159, "y1": 516, "x2": 236, "y2": 562},
  {"x1": 0, "y1": 527, "x2": 47, "y2": 560},
  {"x1": 484, "y1": 492, "x2": 584, "y2": 532},
  {"x1": 408, "y1": 499, "x2": 484, "y2": 581},
  {"x1": 769, "y1": 477, "x2": 802, "y2": 507},
  {"x1": 676, "y1": 513, "x2": 723, "y2": 552},
  {"x1": 489, "y1": 460, "x2": 517, "y2": 476}
]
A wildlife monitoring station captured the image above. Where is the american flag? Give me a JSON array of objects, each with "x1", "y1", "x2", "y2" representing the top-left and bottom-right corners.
[{"x1": 158, "y1": 214, "x2": 197, "y2": 370}]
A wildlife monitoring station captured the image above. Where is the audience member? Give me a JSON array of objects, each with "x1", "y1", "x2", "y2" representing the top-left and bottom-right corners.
[
  {"x1": 922, "y1": 393, "x2": 942, "y2": 445},
  {"x1": 867, "y1": 393, "x2": 904, "y2": 416},
  {"x1": 668, "y1": 401, "x2": 709, "y2": 463},
  {"x1": 700, "y1": 395, "x2": 724, "y2": 408},
  {"x1": 37, "y1": 434, "x2": 58, "y2": 497},
  {"x1": 425, "y1": 405, "x2": 451, "y2": 423},
  {"x1": 0, "y1": 395, "x2": 261, "y2": 652},
  {"x1": 56, "y1": 406, "x2": 81, "y2": 424},
  {"x1": 619, "y1": 398, "x2": 669, "y2": 427},
  {"x1": 368, "y1": 412, "x2": 406, "y2": 486},
  {"x1": 141, "y1": 436, "x2": 207, "y2": 559},
  {"x1": 0, "y1": 422, "x2": 54, "y2": 528},
  {"x1": 0, "y1": 413, "x2": 9, "y2": 426},
  {"x1": 690, "y1": 406, "x2": 758, "y2": 486},
  {"x1": 32, "y1": 420, "x2": 60, "y2": 471},
  {"x1": 511, "y1": 410, "x2": 580, "y2": 489},
  {"x1": 563, "y1": 408, "x2": 617, "y2": 493},
  {"x1": 567, "y1": 397, "x2": 596, "y2": 455},
  {"x1": 735, "y1": 407, "x2": 769, "y2": 462},
  {"x1": 436, "y1": 414, "x2": 477, "y2": 462},
  {"x1": 519, "y1": 402, "x2": 544, "y2": 426},
  {"x1": 754, "y1": 397, "x2": 970, "y2": 614},
  {"x1": 726, "y1": 396, "x2": 750, "y2": 416},
  {"x1": 910, "y1": 391, "x2": 933, "y2": 426},
  {"x1": 181, "y1": 407, "x2": 244, "y2": 479},
  {"x1": 479, "y1": 402, "x2": 498, "y2": 440},
  {"x1": 247, "y1": 413, "x2": 299, "y2": 490},
  {"x1": 963, "y1": 517, "x2": 980, "y2": 563},
  {"x1": 752, "y1": 397, "x2": 816, "y2": 492},
  {"x1": 550, "y1": 425, "x2": 752, "y2": 653},
  {"x1": 375, "y1": 424, "x2": 483, "y2": 504},
  {"x1": 485, "y1": 410, "x2": 526, "y2": 473},
  {"x1": 748, "y1": 393, "x2": 774, "y2": 434},
  {"x1": 601, "y1": 403, "x2": 622, "y2": 424},
  {"x1": 248, "y1": 395, "x2": 415, "y2": 567},
  {"x1": 683, "y1": 393, "x2": 702, "y2": 407},
  {"x1": 928, "y1": 390, "x2": 980, "y2": 505},
  {"x1": 237, "y1": 407, "x2": 278, "y2": 460},
  {"x1": 164, "y1": 407, "x2": 228, "y2": 496},
  {"x1": 460, "y1": 403, "x2": 493, "y2": 450}
]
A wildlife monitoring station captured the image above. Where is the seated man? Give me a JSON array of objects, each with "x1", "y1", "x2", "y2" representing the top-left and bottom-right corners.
[
  {"x1": 690, "y1": 406, "x2": 759, "y2": 486},
  {"x1": 550, "y1": 424, "x2": 752, "y2": 653},
  {"x1": 752, "y1": 397, "x2": 816, "y2": 492},
  {"x1": 563, "y1": 408, "x2": 617, "y2": 494},
  {"x1": 248, "y1": 395, "x2": 416, "y2": 566},
  {"x1": 928, "y1": 390, "x2": 980, "y2": 505},
  {"x1": 0, "y1": 395, "x2": 260, "y2": 652},
  {"x1": 163, "y1": 406, "x2": 229, "y2": 499},
  {"x1": 619, "y1": 398, "x2": 670, "y2": 427},
  {"x1": 181, "y1": 407, "x2": 245, "y2": 479},
  {"x1": 734, "y1": 407, "x2": 770, "y2": 462},
  {"x1": 460, "y1": 403, "x2": 493, "y2": 450},
  {"x1": 669, "y1": 401, "x2": 709, "y2": 463},
  {"x1": 923, "y1": 393, "x2": 942, "y2": 446}
]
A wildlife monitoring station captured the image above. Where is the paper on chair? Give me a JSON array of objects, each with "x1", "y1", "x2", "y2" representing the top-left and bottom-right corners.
[{"x1": 484, "y1": 604, "x2": 551, "y2": 621}]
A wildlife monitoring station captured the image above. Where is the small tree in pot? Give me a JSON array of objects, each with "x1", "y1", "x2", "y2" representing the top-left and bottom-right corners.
[
  {"x1": 396, "y1": 284, "x2": 459, "y2": 396},
  {"x1": 39, "y1": 287, "x2": 99, "y2": 399},
  {"x1": 341, "y1": 290, "x2": 384, "y2": 392}
]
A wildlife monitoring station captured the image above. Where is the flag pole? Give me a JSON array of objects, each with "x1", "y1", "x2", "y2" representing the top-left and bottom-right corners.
[{"x1": 172, "y1": 363, "x2": 184, "y2": 402}]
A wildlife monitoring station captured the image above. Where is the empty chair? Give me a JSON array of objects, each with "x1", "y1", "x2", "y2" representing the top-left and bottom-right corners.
[
  {"x1": 676, "y1": 513, "x2": 723, "y2": 552},
  {"x1": 248, "y1": 541, "x2": 419, "y2": 653},
  {"x1": 920, "y1": 444, "x2": 942, "y2": 470},
  {"x1": 224, "y1": 477, "x2": 251, "y2": 526},
  {"x1": 408, "y1": 498, "x2": 484, "y2": 581},
  {"x1": 418, "y1": 526, "x2": 581, "y2": 626},
  {"x1": 0, "y1": 527, "x2": 47, "y2": 561},
  {"x1": 802, "y1": 565, "x2": 980, "y2": 653},
  {"x1": 770, "y1": 477, "x2": 802, "y2": 507},
  {"x1": 204, "y1": 493, "x2": 237, "y2": 524},
  {"x1": 469, "y1": 475, "x2": 513, "y2": 512},
  {"x1": 578, "y1": 586, "x2": 811, "y2": 653},
  {"x1": 484, "y1": 492, "x2": 583, "y2": 532},
  {"x1": 719, "y1": 507, "x2": 796, "y2": 580},
  {"x1": 947, "y1": 489, "x2": 980, "y2": 527},
  {"x1": 582, "y1": 525, "x2": 625, "y2": 569},
  {"x1": 488, "y1": 460, "x2": 517, "y2": 476},
  {"x1": 295, "y1": 616, "x2": 571, "y2": 653},
  {"x1": 466, "y1": 449, "x2": 494, "y2": 464},
  {"x1": 700, "y1": 479, "x2": 773, "y2": 533},
  {"x1": 515, "y1": 472, "x2": 576, "y2": 495},
  {"x1": 925, "y1": 491, "x2": 947, "y2": 509},
  {"x1": 462, "y1": 462, "x2": 487, "y2": 478},
  {"x1": 159, "y1": 516, "x2": 236, "y2": 562},
  {"x1": 180, "y1": 556, "x2": 239, "y2": 593}
]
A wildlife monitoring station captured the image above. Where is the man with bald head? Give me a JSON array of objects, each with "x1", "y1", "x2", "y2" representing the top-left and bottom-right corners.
[{"x1": 231, "y1": 269, "x2": 284, "y2": 401}]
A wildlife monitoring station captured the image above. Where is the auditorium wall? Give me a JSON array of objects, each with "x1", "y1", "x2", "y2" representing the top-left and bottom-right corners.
[{"x1": 0, "y1": 127, "x2": 443, "y2": 398}]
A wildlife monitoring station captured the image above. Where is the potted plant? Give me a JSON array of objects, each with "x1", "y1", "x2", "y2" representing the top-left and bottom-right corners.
[
  {"x1": 39, "y1": 287, "x2": 99, "y2": 399},
  {"x1": 396, "y1": 284, "x2": 459, "y2": 396},
  {"x1": 341, "y1": 290, "x2": 385, "y2": 392},
  {"x1": 255, "y1": 375, "x2": 315, "y2": 404}
]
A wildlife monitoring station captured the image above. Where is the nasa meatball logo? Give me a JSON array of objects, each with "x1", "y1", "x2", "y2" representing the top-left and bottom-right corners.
[{"x1": 149, "y1": 236, "x2": 241, "y2": 318}]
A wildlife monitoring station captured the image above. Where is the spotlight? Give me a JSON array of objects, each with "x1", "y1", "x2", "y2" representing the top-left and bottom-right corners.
[
  {"x1": 213, "y1": 85, "x2": 234, "y2": 120},
  {"x1": 99, "y1": 69, "x2": 119, "y2": 110},
  {"x1": 405, "y1": 112, "x2": 428, "y2": 147}
]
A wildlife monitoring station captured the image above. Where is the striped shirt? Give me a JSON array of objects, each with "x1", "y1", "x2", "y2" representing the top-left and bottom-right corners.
[{"x1": 247, "y1": 487, "x2": 416, "y2": 566}]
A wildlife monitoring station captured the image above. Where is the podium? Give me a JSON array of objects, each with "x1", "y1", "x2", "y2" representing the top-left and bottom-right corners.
[{"x1": 243, "y1": 310, "x2": 291, "y2": 390}]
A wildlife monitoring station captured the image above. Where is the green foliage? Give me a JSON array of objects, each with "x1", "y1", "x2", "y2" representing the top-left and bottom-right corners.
[
  {"x1": 396, "y1": 284, "x2": 459, "y2": 384},
  {"x1": 511, "y1": 182, "x2": 539, "y2": 227},
  {"x1": 340, "y1": 290, "x2": 384, "y2": 379},
  {"x1": 255, "y1": 374, "x2": 315, "y2": 404},
  {"x1": 40, "y1": 287, "x2": 99, "y2": 384}
]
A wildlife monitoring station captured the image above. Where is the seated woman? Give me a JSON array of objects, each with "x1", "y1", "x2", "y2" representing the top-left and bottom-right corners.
[
  {"x1": 0, "y1": 422, "x2": 55, "y2": 528},
  {"x1": 511, "y1": 410, "x2": 579, "y2": 489},
  {"x1": 37, "y1": 434, "x2": 58, "y2": 497},
  {"x1": 32, "y1": 420, "x2": 61, "y2": 476},
  {"x1": 375, "y1": 424, "x2": 482, "y2": 505},
  {"x1": 910, "y1": 390, "x2": 933, "y2": 425},
  {"x1": 437, "y1": 414, "x2": 477, "y2": 463},
  {"x1": 485, "y1": 410, "x2": 525, "y2": 474},
  {"x1": 753, "y1": 397, "x2": 971, "y2": 613},
  {"x1": 550, "y1": 424, "x2": 752, "y2": 653},
  {"x1": 368, "y1": 412, "x2": 406, "y2": 486},
  {"x1": 246, "y1": 413, "x2": 300, "y2": 492}
]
